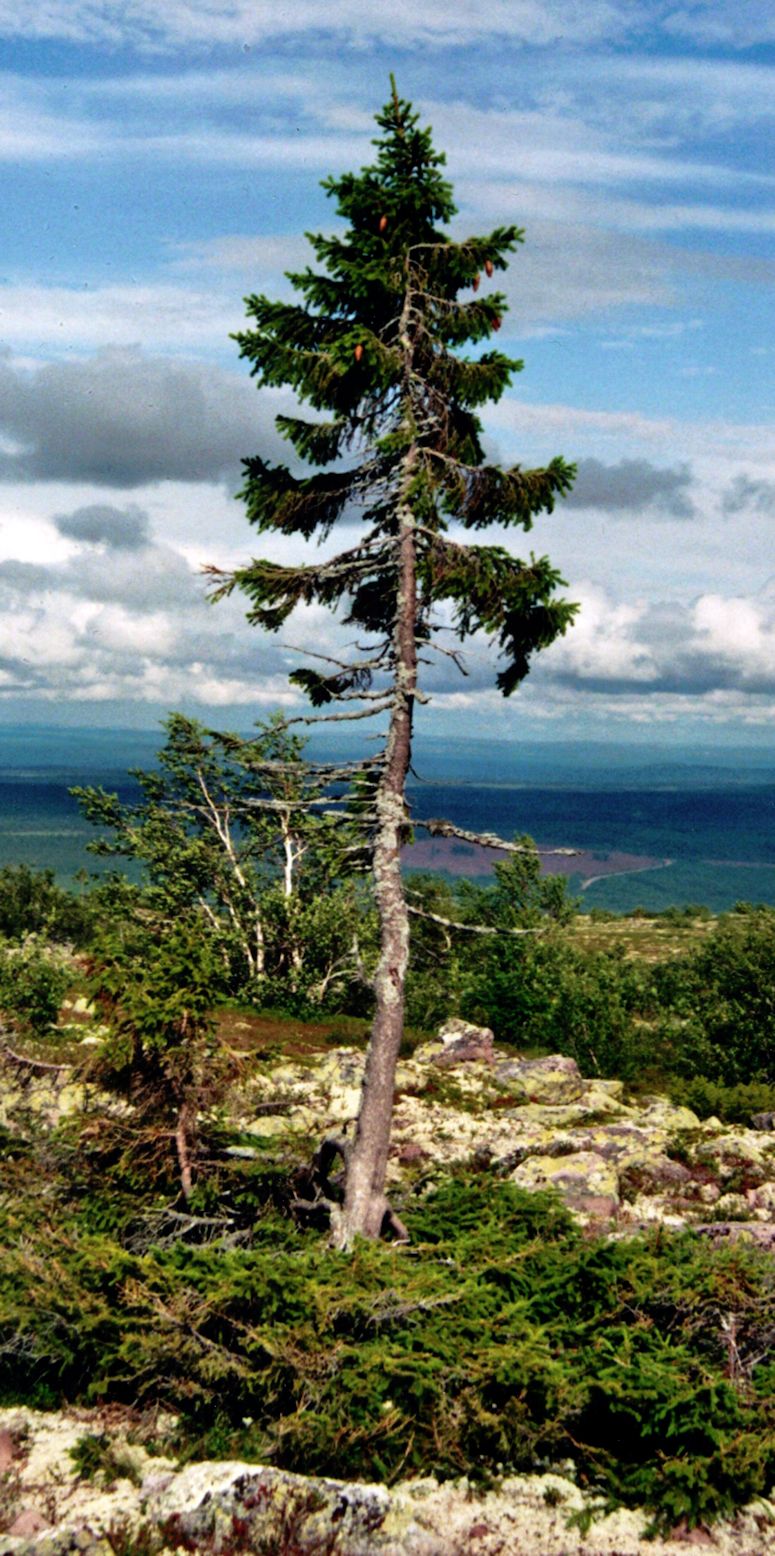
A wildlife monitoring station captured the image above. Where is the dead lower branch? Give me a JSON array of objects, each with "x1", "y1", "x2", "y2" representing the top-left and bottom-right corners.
[
  {"x1": 418, "y1": 818, "x2": 580, "y2": 856},
  {"x1": 2, "y1": 1044, "x2": 71, "y2": 1072},
  {"x1": 406, "y1": 899, "x2": 544, "y2": 936}
]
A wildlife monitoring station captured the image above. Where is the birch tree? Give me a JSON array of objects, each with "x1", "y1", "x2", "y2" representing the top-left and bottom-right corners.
[
  {"x1": 73, "y1": 712, "x2": 364, "y2": 1003},
  {"x1": 210, "y1": 82, "x2": 577, "y2": 1244}
]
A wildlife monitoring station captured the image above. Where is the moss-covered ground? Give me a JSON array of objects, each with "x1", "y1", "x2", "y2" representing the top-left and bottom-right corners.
[{"x1": 569, "y1": 912, "x2": 715, "y2": 962}]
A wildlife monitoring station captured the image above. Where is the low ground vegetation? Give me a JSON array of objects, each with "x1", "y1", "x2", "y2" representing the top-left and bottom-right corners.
[
  {"x1": 0, "y1": 1146, "x2": 773, "y2": 1535},
  {"x1": 0, "y1": 864, "x2": 774, "y2": 1535}
]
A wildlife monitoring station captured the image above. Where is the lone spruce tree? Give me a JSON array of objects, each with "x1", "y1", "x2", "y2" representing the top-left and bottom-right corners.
[{"x1": 211, "y1": 82, "x2": 577, "y2": 1245}]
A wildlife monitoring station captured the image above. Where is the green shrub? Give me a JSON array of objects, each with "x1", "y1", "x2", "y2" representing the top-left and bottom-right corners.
[
  {"x1": 85, "y1": 914, "x2": 231, "y2": 1200},
  {"x1": 462, "y1": 938, "x2": 643, "y2": 1077},
  {"x1": 667, "y1": 1076, "x2": 775, "y2": 1124},
  {"x1": 69, "y1": 1431, "x2": 142, "y2": 1487},
  {"x1": 650, "y1": 909, "x2": 775, "y2": 1084},
  {"x1": 0, "y1": 1173, "x2": 772, "y2": 1532},
  {"x1": 0, "y1": 937, "x2": 71, "y2": 1035},
  {"x1": 0, "y1": 864, "x2": 95, "y2": 945}
]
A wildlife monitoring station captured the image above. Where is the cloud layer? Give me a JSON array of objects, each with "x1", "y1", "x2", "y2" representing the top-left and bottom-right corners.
[
  {"x1": 0, "y1": 499, "x2": 297, "y2": 706},
  {"x1": 0, "y1": 0, "x2": 771, "y2": 50},
  {"x1": 541, "y1": 582, "x2": 775, "y2": 699},
  {"x1": 567, "y1": 459, "x2": 694, "y2": 516},
  {"x1": 0, "y1": 5, "x2": 772, "y2": 739},
  {"x1": 0, "y1": 350, "x2": 287, "y2": 486},
  {"x1": 1, "y1": 479, "x2": 774, "y2": 729}
]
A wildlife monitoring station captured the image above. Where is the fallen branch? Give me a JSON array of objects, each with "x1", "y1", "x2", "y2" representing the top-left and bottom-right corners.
[{"x1": 367, "y1": 1290, "x2": 464, "y2": 1328}]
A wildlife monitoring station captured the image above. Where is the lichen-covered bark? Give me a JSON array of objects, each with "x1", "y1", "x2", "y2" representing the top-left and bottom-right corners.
[{"x1": 337, "y1": 448, "x2": 418, "y2": 1246}]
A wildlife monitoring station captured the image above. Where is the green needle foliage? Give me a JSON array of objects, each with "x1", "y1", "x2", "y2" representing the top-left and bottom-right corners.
[
  {"x1": 84, "y1": 913, "x2": 227, "y2": 1201},
  {"x1": 0, "y1": 1173, "x2": 772, "y2": 1533},
  {"x1": 0, "y1": 937, "x2": 71, "y2": 1037},
  {"x1": 217, "y1": 82, "x2": 576, "y2": 680}
]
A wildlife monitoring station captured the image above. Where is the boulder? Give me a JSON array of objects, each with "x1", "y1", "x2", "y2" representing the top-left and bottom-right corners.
[
  {"x1": 435, "y1": 1019, "x2": 494, "y2": 1067},
  {"x1": 696, "y1": 1130, "x2": 769, "y2": 1178},
  {"x1": 618, "y1": 1153, "x2": 693, "y2": 1196},
  {"x1": 511, "y1": 1150, "x2": 619, "y2": 1221},
  {"x1": 589, "y1": 1079, "x2": 626, "y2": 1100},
  {"x1": 751, "y1": 1111, "x2": 775, "y2": 1132},
  {"x1": 497, "y1": 1055, "x2": 584, "y2": 1105},
  {"x1": 619, "y1": 1194, "x2": 689, "y2": 1230},
  {"x1": 751, "y1": 1181, "x2": 775, "y2": 1213},
  {"x1": 2, "y1": 1405, "x2": 775, "y2": 1556},
  {"x1": 570, "y1": 1124, "x2": 665, "y2": 1166},
  {"x1": 636, "y1": 1099, "x2": 701, "y2": 1132}
]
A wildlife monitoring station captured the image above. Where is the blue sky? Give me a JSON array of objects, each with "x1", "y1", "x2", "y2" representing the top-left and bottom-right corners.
[{"x1": 0, "y1": 0, "x2": 772, "y2": 744}]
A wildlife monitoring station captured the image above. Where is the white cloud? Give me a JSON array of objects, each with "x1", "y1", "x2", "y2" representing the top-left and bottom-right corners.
[
  {"x1": 722, "y1": 475, "x2": 775, "y2": 516},
  {"x1": 0, "y1": 284, "x2": 240, "y2": 354},
  {"x1": 4, "y1": 70, "x2": 772, "y2": 217},
  {"x1": 0, "y1": 492, "x2": 350, "y2": 711},
  {"x1": 0, "y1": 222, "x2": 745, "y2": 367},
  {"x1": 609, "y1": 202, "x2": 775, "y2": 236},
  {"x1": 503, "y1": 682, "x2": 775, "y2": 729},
  {"x1": 692, "y1": 594, "x2": 775, "y2": 681},
  {"x1": 543, "y1": 584, "x2": 658, "y2": 684},
  {"x1": 0, "y1": 93, "x2": 102, "y2": 160},
  {"x1": 487, "y1": 396, "x2": 775, "y2": 468},
  {"x1": 663, "y1": 1, "x2": 775, "y2": 48},
  {"x1": 465, "y1": 176, "x2": 774, "y2": 243},
  {"x1": 4, "y1": 473, "x2": 775, "y2": 726},
  {"x1": 0, "y1": 0, "x2": 769, "y2": 52},
  {"x1": 84, "y1": 605, "x2": 177, "y2": 657},
  {"x1": 168, "y1": 232, "x2": 311, "y2": 276},
  {"x1": 426, "y1": 99, "x2": 773, "y2": 192},
  {"x1": 597, "y1": 55, "x2": 775, "y2": 122},
  {"x1": 0, "y1": 508, "x2": 73, "y2": 564},
  {"x1": 0, "y1": 0, "x2": 641, "y2": 50},
  {"x1": 532, "y1": 582, "x2": 775, "y2": 699}
]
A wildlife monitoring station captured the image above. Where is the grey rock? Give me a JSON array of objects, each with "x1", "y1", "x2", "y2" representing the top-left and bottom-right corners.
[
  {"x1": 751, "y1": 1111, "x2": 775, "y2": 1131},
  {"x1": 434, "y1": 1019, "x2": 494, "y2": 1067}
]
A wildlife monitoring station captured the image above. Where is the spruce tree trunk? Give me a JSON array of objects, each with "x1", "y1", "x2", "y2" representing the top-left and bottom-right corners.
[{"x1": 338, "y1": 453, "x2": 418, "y2": 1245}]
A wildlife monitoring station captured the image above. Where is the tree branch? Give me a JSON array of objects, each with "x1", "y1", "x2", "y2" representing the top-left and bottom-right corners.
[
  {"x1": 406, "y1": 900, "x2": 543, "y2": 936},
  {"x1": 417, "y1": 818, "x2": 579, "y2": 856},
  {"x1": 2, "y1": 1044, "x2": 70, "y2": 1072},
  {"x1": 285, "y1": 703, "x2": 392, "y2": 726}
]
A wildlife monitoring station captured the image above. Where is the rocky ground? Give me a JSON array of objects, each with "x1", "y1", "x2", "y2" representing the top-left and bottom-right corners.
[
  {"x1": 230, "y1": 1017, "x2": 775, "y2": 1245},
  {"x1": 6, "y1": 1013, "x2": 775, "y2": 1241},
  {"x1": 1, "y1": 1405, "x2": 774, "y2": 1556},
  {"x1": 1, "y1": 1015, "x2": 774, "y2": 1553}
]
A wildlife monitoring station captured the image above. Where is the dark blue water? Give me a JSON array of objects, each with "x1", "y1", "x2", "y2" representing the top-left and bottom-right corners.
[
  {"x1": 1, "y1": 728, "x2": 774, "y2": 911},
  {"x1": 409, "y1": 782, "x2": 775, "y2": 864}
]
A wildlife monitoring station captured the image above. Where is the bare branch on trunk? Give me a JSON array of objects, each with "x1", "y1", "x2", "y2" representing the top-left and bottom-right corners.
[{"x1": 418, "y1": 818, "x2": 580, "y2": 857}]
